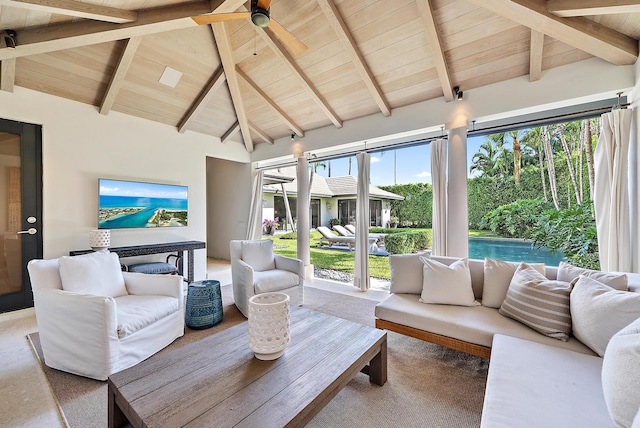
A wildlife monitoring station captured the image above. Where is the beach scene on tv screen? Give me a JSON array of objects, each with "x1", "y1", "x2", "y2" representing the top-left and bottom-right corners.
[{"x1": 99, "y1": 179, "x2": 188, "y2": 229}]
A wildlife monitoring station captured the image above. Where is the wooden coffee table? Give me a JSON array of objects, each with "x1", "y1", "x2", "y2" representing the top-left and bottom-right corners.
[{"x1": 108, "y1": 306, "x2": 387, "y2": 428}]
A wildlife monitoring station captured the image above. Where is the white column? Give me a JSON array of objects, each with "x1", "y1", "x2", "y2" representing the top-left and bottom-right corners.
[
  {"x1": 446, "y1": 126, "x2": 469, "y2": 257},
  {"x1": 296, "y1": 156, "x2": 314, "y2": 278}
]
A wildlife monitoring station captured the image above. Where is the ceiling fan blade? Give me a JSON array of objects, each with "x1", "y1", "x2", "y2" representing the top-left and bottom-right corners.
[
  {"x1": 257, "y1": 0, "x2": 273, "y2": 9},
  {"x1": 191, "y1": 12, "x2": 251, "y2": 25},
  {"x1": 269, "y1": 18, "x2": 308, "y2": 57}
]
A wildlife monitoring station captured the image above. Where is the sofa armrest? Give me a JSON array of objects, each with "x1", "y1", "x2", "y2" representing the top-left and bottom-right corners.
[
  {"x1": 33, "y1": 289, "x2": 119, "y2": 380},
  {"x1": 274, "y1": 254, "x2": 304, "y2": 278},
  {"x1": 232, "y1": 259, "x2": 254, "y2": 317}
]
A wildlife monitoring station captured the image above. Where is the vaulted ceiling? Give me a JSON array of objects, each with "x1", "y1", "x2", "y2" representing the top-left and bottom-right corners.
[{"x1": 0, "y1": 0, "x2": 638, "y2": 153}]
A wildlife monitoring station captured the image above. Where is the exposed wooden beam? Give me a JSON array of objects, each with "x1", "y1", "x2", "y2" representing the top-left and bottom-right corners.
[
  {"x1": 416, "y1": 0, "x2": 454, "y2": 102},
  {"x1": 256, "y1": 27, "x2": 343, "y2": 128},
  {"x1": 248, "y1": 120, "x2": 274, "y2": 145},
  {"x1": 316, "y1": 0, "x2": 390, "y2": 116},
  {"x1": 4, "y1": 0, "x2": 138, "y2": 24},
  {"x1": 99, "y1": 36, "x2": 142, "y2": 115},
  {"x1": 547, "y1": 0, "x2": 640, "y2": 17},
  {"x1": 211, "y1": 22, "x2": 253, "y2": 153},
  {"x1": 467, "y1": 0, "x2": 638, "y2": 65},
  {"x1": 221, "y1": 121, "x2": 239, "y2": 144},
  {"x1": 529, "y1": 30, "x2": 544, "y2": 82},
  {"x1": 178, "y1": 66, "x2": 226, "y2": 133},
  {"x1": 257, "y1": 27, "x2": 343, "y2": 128},
  {"x1": 236, "y1": 67, "x2": 304, "y2": 137},
  {"x1": 0, "y1": 59, "x2": 15, "y2": 92},
  {"x1": 0, "y1": 0, "x2": 246, "y2": 60}
]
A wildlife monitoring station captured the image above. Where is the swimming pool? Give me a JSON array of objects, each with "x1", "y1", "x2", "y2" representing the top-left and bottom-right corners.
[{"x1": 468, "y1": 237, "x2": 567, "y2": 265}]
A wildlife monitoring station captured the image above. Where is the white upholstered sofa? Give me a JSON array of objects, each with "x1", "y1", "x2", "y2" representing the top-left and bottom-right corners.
[
  {"x1": 375, "y1": 254, "x2": 640, "y2": 428},
  {"x1": 28, "y1": 251, "x2": 184, "y2": 381}
]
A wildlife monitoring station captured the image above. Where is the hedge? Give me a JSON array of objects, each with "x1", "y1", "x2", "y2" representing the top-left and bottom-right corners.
[{"x1": 385, "y1": 230, "x2": 432, "y2": 254}]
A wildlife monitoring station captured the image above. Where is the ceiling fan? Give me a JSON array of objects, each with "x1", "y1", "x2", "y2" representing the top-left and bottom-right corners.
[{"x1": 192, "y1": 0, "x2": 308, "y2": 56}]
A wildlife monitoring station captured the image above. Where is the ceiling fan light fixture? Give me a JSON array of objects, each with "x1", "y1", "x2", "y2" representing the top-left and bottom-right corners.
[{"x1": 251, "y1": 8, "x2": 270, "y2": 27}]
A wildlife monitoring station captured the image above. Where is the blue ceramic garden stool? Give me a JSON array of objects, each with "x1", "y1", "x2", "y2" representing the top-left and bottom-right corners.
[{"x1": 185, "y1": 280, "x2": 223, "y2": 329}]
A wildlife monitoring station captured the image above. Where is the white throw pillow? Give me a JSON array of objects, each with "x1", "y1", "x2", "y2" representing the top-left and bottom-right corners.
[
  {"x1": 558, "y1": 261, "x2": 628, "y2": 290},
  {"x1": 571, "y1": 276, "x2": 640, "y2": 357},
  {"x1": 58, "y1": 251, "x2": 127, "y2": 297},
  {"x1": 602, "y1": 316, "x2": 640, "y2": 428},
  {"x1": 498, "y1": 262, "x2": 572, "y2": 341},
  {"x1": 482, "y1": 258, "x2": 545, "y2": 308},
  {"x1": 241, "y1": 240, "x2": 276, "y2": 272},
  {"x1": 633, "y1": 407, "x2": 640, "y2": 428},
  {"x1": 389, "y1": 252, "x2": 429, "y2": 294},
  {"x1": 419, "y1": 257, "x2": 479, "y2": 307}
]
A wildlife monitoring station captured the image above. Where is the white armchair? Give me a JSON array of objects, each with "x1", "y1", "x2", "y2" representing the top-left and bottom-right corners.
[
  {"x1": 230, "y1": 239, "x2": 304, "y2": 317},
  {"x1": 27, "y1": 251, "x2": 184, "y2": 381}
]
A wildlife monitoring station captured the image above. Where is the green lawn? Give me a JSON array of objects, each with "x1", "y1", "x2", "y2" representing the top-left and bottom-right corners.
[{"x1": 270, "y1": 228, "x2": 497, "y2": 280}]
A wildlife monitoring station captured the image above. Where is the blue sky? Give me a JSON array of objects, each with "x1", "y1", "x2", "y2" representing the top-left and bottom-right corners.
[
  {"x1": 99, "y1": 179, "x2": 188, "y2": 200},
  {"x1": 312, "y1": 135, "x2": 486, "y2": 186}
]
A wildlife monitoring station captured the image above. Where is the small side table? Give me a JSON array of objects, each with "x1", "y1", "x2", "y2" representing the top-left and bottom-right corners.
[{"x1": 185, "y1": 280, "x2": 223, "y2": 329}]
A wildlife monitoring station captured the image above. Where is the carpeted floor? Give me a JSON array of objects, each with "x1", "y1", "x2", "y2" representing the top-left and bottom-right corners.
[{"x1": 29, "y1": 284, "x2": 489, "y2": 427}]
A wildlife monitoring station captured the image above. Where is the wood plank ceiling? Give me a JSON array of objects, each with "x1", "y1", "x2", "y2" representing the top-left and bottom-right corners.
[{"x1": 0, "y1": 0, "x2": 639, "y2": 153}]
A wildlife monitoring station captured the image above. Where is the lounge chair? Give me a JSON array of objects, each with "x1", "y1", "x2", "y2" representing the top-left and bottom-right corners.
[
  {"x1": 345, "y1": 224, "x2": 386, "y2": 244},
  {"x1": 317, "y1": 226, "x2": 379, "y2": 252},
  {"x1": 333, "y1": 225, "x2": 354, "y2": 237}
]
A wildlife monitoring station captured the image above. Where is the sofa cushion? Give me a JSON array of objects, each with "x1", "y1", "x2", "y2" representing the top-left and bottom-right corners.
[
  {"x1": 389, "y1": 252, "x2": 428, "y2": 294},
  {"x1": 558, "y1": 261, "x2": 628, "y2": 290},
  {"x1": 253, "y1": 269, "x2": 300, "y2": 293},
  {"x1": 115, "y1": 294, "x2": 179, "y2": 339},
  {"x1": 481, "y1": 334, "x2": 614, "y2": 428},
  {"x1": 58, "y1": 251, "x2": 127, "y2": 297},
  {"x1": 571, "y1": 276, "x2": 640, "y2": 357},
  {"x1": 419, "y1": 257, "x2": 479, "y2": 307},
  {"x1": 499, "y1": 263, "x2": 572, "y2": 341},
  {"x1": 482, "y1": 258, "x2": 545, "y2": 309},
  {"x1": 602, "y1": 316, "x2": 640, "y2": 428},
  {"x1": 375, "y1": 293, "x2": 594, "y2": 355},
  {"x1": 241, "y1": 240, "x2": 275, "y2": 272}
]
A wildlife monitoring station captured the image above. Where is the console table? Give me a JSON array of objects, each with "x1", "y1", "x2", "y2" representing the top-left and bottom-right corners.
[{"x1": 70, "y1": 240, "x2": 206, "y2": 283}]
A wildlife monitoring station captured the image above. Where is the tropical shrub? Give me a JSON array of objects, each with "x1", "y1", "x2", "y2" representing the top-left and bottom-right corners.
[
  {"x1": 480, "y1": 199, "x2": 554, "y2": 238},
  {"x1": 528, "y1": 201, "x2": 599, "y2": 269},
  {"x1": 385, "y1": 230, "x2": 432, "y2": 254}
]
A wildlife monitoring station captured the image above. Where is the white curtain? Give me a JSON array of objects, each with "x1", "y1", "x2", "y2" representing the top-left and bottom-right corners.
[
  {"x1": 431, "y1": 139, "x2": 447, "y2": 256},
  {"x1": 246, "y1": 170, "x2": 264, "y2": 240},
  {"x1": 354, "y1": 152, "x2": 370, "y2": 291},
  {"x1": 594, "y1": 109, "x2": 633, "y2": 272}
]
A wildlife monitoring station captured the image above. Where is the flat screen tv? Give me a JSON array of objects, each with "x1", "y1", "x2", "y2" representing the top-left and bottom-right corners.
[{"x1": 98, "y1": 178, "x2": 188, "y2": 229}]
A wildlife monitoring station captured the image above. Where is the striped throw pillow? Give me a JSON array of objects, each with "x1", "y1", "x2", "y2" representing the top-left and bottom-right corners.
[{"x1": 499, "y1": 262, "x2": 573, "y2": 341}]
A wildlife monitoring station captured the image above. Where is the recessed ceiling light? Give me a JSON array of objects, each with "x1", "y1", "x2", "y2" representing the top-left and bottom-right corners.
[{"x1": 159, "y1": 66, "x2": 182, "y2": 88}]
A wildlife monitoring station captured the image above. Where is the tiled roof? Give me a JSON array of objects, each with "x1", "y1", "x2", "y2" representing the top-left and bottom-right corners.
[{"x1": 263, "y1": 172, "x2": 403, "y2": 200}]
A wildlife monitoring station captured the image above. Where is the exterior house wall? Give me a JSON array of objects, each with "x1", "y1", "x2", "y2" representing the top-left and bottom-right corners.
[{"x1": 0, "y1": 87, "x2": 249, "y2": 280}]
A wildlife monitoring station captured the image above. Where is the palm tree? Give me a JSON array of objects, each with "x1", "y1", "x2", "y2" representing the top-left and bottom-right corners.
[
  {"x1": 555, "y1": 123, "x2": 582, "y2": 205},
  {"x1": 470, "y1": 139, "x2": 501, "y2": 177},
  {"x1": 522, "y1": 127, "x2": 548, "y2": 202},
  {"x1": 510, "y1": 130, "x2": 522, "y2": 185},
  {"x1": 542, "y1": 126, "x2": 560, "y2": 209}
]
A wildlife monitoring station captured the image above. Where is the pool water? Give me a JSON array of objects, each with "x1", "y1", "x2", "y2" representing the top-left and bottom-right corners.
[{"x1": 468, "y1": 237, "x2": 567, "y2": 266}]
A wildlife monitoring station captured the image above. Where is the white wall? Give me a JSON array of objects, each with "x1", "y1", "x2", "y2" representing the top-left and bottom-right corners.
[
  {"x1": 206, "y1": 157, "x2": 252, "y2": 260},
  {"x1": 0, "y1": 87, "x2": 249, "y2": 280}
]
